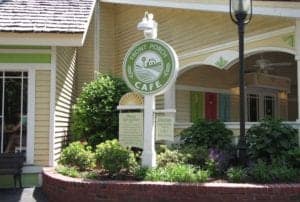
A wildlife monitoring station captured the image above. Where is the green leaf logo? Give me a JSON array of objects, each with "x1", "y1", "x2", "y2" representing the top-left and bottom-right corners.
[
  {"x1": 215, "y1": 56, "x2": 228, "y2": 68},
  {"x1": 282, "y1": 34, "x2": 295, "y2": 48}
]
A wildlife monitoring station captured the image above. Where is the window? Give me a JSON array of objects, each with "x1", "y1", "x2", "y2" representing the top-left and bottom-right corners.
[
  {"x1": 264, "y1": 95, "x2": 275, "y2": 118},
  {"x1": 247, "y1": 94, "x2": 259, "y2": 122},
  {"x1": 246, "y1": 91, "x2": 277, "y2": 122}
]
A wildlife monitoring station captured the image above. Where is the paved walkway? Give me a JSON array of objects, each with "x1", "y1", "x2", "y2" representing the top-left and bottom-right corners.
[{"x1": 0, "y1": 188, "x2": 47, "y2": 202}]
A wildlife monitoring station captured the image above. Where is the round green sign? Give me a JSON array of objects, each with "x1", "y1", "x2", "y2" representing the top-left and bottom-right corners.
[{"x1": 123, "y1": 39, "x2": 178, "y2": 95}]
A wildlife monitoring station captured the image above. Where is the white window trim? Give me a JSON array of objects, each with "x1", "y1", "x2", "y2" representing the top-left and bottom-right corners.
[{"x1": 49, "y1": 47, "x2": 56, "y2": 167}]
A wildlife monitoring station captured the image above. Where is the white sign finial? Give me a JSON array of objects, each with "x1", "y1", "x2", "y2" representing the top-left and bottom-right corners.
[{"x1": 137, "y1": 12, "x2": 158, "y2": 39}]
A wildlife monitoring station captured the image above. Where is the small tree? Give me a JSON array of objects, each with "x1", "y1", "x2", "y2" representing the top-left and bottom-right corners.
[{"x1": 71, "y1": 74, "x2": 129, "y2": 147}]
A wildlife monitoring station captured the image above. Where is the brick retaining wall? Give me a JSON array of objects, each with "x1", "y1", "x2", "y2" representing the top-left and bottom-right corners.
[{"x1": 42, "y1": 168, "x2": 300, "y2": 202}]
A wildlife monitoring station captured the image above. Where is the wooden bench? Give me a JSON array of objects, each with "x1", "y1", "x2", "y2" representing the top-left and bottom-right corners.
[{"x1": 0, "y1": 153, "x2": 25, "y2": 188}]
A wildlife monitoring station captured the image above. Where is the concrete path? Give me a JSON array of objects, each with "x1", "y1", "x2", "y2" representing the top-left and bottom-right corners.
[{"x1": 0, "y1": 188, "x2": 47, "y2": 202}]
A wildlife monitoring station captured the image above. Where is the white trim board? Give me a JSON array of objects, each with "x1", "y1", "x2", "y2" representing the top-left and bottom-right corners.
[
  {"x1": 0, "y1": 32, "x2": 84, "y2": 47},
  {"x1": 49, "y1": 46, "x2": 57, "y2": 167},
  {"x1": 0, "y1": 64, "x2": 51, "y2": 70},
  {"x1": 100, "y1": 0, "x2": 300, "y2": 18},
  {"x1": 179, "y1": 26, "x2": 295, "y2": 60},
  {"x1": 94, "y1": 0, "x2": 100, "y2": 77},
  {"x1": 0, "y1": 49, "x2": 51, "y2": 54},
  {"x1": 27, "y1": 69, "x2": 35, "y2": 164},
  {"x1": 176, "y1": 84, "x2": 231, "y2": 94}
]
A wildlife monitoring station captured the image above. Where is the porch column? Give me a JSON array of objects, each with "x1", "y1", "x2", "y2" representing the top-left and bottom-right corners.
[{"x1": 296, "y1": 20, "x2": 300, "y2": 146}]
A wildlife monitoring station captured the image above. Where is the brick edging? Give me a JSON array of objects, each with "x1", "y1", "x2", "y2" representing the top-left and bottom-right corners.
[{"x1": 42, "y1": 167, "x2": 300, "y2": 202}]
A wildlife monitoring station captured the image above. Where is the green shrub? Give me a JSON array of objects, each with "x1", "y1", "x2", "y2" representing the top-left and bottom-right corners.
[
  {"x1": 287, "y1": 147, "x2": 300, "y2": 168},
  {"x1": 71, "y1": 74, "x2": 129, "y2": 147},
  {"x1": 249, "y1": 160, "x2": 299, "y2": 183},
  {"x1": 133, "y1": 167, "x2": 149, "y2": 180},
  {"x1": 179, "y1": 146, "x2": 209, "y2": 166},
  {"x1": 95, "y1": 139, "x2": 138, "y2": 175},
  {"x1": 59, "y1": 141, "x2": 95, "y2": 171},
  {"x1": 246, "y1": 118, "x2": 297, "y2": 163},
  {"x1": 144, "y1": 164, "x2": 209, "y2": 183},
  {"x1": 226, "y1": 167, "x2": 248, "y2": 182},
  {"x1": 56, "y1": 165, "x2": 80, "y2": 178},
  {"x1": 248, "y1": 160, "x2": 272, "y2": 182},
  {"x1": 180, "y1": 119, "x2": 233, "y2": 150},
  {"x1": 156, "y1": 146, "x2": 186, "y2": 167}
]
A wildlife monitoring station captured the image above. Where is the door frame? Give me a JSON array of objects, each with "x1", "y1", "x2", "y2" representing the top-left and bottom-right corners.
[{"x1": 0, "y1": 66, "x2": 35, "y2": 164}]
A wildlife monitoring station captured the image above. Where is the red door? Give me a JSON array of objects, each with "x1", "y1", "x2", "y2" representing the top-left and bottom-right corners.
[{"x1": 205, "y1": 92, "x2": 217, "y2": 120}]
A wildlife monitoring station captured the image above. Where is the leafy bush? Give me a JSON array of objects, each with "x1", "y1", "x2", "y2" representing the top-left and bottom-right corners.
[
  {"x1": 179, "y1": 146, "x2": 209, "y2": 166},
  {"x1": 133, "y1": 167, "x2": 149, "y2": 180},
  {"x1": 287, "y1": 147, "x2": 300, "y2": 168},
  {"x1": 71, "y1": 74, "x2": 129, "y2": 147},
  {"x1": 246, "y1": 118, "x2": 297, "y2": 163},
  {"x1": 59, "y1": 141, "x2": 95, "y2": 171},
  {"x1": 180, "y1": 119, "x2": 233, "y2": 150},
  {"x1": 156, "y1": 145, "x2": 186, "y2": 167},
  {"x1": 249, "y1": 160, "x2": 299, "y2": 183},
  {"x1": 144, "y1": 164, "x2": 209, "y2": 183},
  {"x1": 95, "y1": 139, "x2": 138, "y2": 175},
  {"x1": 248, "y1": 160, "x2": 271, "y2": 182},
  {"x1": 205, "y1": 147, "x2": 236, "y2": 176},
  {"x1": 226, "y1": 167, "x2": 248, "y2": 182},
  {"x1": 56, "y1": 165, "x2": 80, "y2": 178}
]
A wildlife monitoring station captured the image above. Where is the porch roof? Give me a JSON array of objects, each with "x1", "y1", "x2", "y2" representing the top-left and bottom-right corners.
[
  {"x1": 101, "y1": 0, "x2": 300, "y2": 18},
  {"x1": 0, "y1": 0, "x2": 96, "y2": 33}
]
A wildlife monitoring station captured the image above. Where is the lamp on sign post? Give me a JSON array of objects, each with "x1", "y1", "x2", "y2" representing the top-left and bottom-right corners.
[
  {"x1": 137, "y1": 12, "x2": 158, "y2": 167},
  {"x1": 123, "y1": 12, "x2": 178, "y2": 168},
  {"x1": 229, "y1": 0, "x2": 253, "y2": 165},
  {"x1": 137, "y1": 12, "x2": 158, "y2": 39}
]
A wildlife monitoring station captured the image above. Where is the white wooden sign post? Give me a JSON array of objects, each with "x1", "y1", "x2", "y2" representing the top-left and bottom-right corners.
[{"x1": 122, "y1": 12, "x2": 178, "y2": 167}]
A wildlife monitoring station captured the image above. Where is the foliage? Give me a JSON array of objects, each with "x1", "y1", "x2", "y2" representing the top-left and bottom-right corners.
[
  {"x1": 156, "y1": 145, "x2": 186, "y2": 167},
  {"x1": 202, "y1": 148, "x2": 235, "y2": 176},
  {"x1": 246, "y1": 118, "x2": 297, "y2": 163},
  {"x1": 180, "y1": 119, "x2": 233, "y2": 150},
  {"x1": 286, "y1": 147, "x2": 300, "y2": 168},
  {"x1": 133, "y1": 167, "x2": 149, "y2": 181},
  {"x1": 144, "y1": 164, "x2": 209, "y2": 183},
  {"x1": 71, "y1": 74, "x2": 129, "y2": 147},
  {"x1": 59, "y1": 141, "x2": 95, "y2": 171},
  {"x1": 56, "y1": 165, "x2": 80, "y2": 178},
  {"x1": 226, "y1": 167, "x2": 248, "y2": 183},
  {"x1": 179, "y1": 146, "x2": 209, "y2": 166},
  {"x1": 95, "y1": 139, "x2": 138, "y2": 175},
  {"x1": 249, "y1": 160, "x2": 299, "y2": 183}
]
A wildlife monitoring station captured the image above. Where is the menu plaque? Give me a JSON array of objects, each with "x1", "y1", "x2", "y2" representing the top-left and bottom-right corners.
[
  {"x1": 155, "y1": 115, "x2": 174, "y2": 141},
  {"x1": 119, "y1": 112, "x2": 143, "y2": 148}
]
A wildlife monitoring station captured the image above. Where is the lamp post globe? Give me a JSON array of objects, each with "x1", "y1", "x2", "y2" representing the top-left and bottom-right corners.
[{"x1": 229, "y1": 0, "x2": 252, "y2": 166}]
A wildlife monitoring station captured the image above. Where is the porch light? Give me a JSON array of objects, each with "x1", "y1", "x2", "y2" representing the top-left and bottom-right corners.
[
  {"x1": 229, "y1": 0, "x2": 253, "y2": 165},
  {"x1": 137, "y1": 12, "x2": 158, "y2": 39}
]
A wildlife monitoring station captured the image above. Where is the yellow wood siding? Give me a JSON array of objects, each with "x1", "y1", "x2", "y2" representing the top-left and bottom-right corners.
[
  {"x1": 156, "y1": 94, "x2": 164, "y2": 109},
  {"x1": 112, "y1": 5, "x2": 293, "y2": 75},
  {"x1": 176, "y1": 90, "x2": 190, "y2": 123},
  {"x1": 100, "y1": 3, "x2": 116, "y2": 74},
  {"x1": 77, "y1": 15, "x2": 95, "y2": 95},
  {"x1": 34, "y1": 70, "x2": 51, "y2": 166},
  {"x1": 55, "y1": 47, "x2": 77, "y2": 161}
]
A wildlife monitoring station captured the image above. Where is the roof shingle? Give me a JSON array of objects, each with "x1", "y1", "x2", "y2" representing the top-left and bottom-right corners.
[{"x1": 0, "y1": 0, "x2": 96, "y2": 33}]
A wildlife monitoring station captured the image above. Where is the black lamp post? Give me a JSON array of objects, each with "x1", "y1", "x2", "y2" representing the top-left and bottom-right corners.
[{"x1": 230, "y1": 0, "x2": 252, "y2": 165}]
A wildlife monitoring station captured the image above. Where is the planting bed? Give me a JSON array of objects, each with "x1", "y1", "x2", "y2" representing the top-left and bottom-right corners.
[{"x1": 42, "y1": 167, "x2": 300, "y2": 202}]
